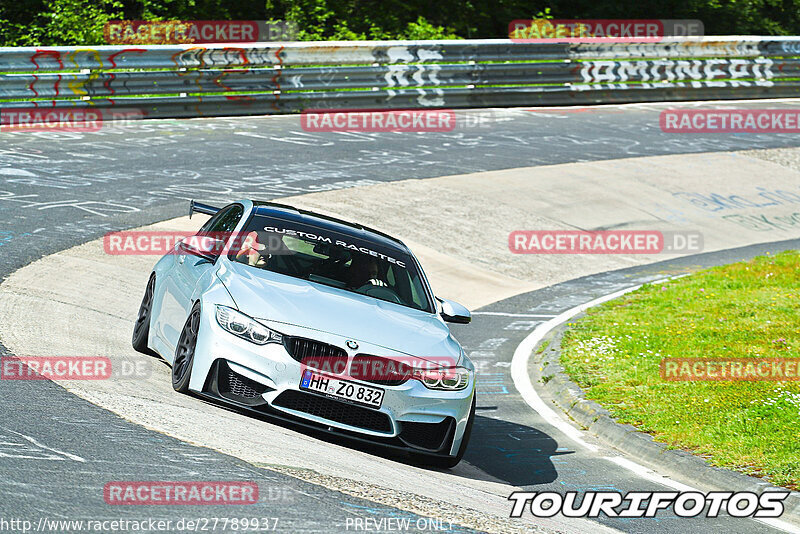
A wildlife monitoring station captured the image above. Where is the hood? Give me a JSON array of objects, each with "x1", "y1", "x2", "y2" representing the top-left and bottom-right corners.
[{"x1": 216, "y1": 261, "x2": 461, "y2": 360}]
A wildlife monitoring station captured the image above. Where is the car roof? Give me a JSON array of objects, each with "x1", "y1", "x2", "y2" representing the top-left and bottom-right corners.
[{"x1": 251, "y1": 201, "x2": 410, "y2": 254}]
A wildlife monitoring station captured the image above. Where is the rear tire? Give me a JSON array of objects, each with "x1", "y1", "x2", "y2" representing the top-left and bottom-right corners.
[
  {"x1": 411, "y1": 394, "x2": 476, "y2": 469},
  {"x1": 132, "y1": 274, "x2": 156, "y2": 356},
  {"x1": 172, "y1": 302, "x2": 201, "y2": 393}
]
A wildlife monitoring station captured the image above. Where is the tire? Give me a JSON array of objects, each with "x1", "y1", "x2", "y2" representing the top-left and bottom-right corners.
[
  {"x1": 411, "y1": 393, "x2": 476, "y2": 469},
  {"x1": 172, "y1": 302, "x2": 201, "y2": 393},
  {"x1": 132, "y1": 274, "x2": 156, "y2": 356}
]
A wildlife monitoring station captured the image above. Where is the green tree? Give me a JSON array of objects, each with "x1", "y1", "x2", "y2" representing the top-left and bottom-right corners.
[
  {"x1": 41, "y1": 0, "x2": 124, "y2": 45},
  {"x1": 3, "y1": 0, "x2": 800, "y2": 47}
]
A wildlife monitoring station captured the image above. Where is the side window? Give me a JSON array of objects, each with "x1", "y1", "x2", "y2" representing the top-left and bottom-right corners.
[
  {"x1": 408, "y1": 272, "x2": 427, "y2": 310},
  {"x1": 213, "y1": 205, "x2": 244, "y2": 234},
  {"x1": 199, "y1": 205, "x2": 243, "y2": 235},
  {"x1": 197, "y1": 205, "x2": 244, "y2": 259},
  {"x1": 198, "y1": 214, "x2": 219, "y2": 234},
  {"x1": 198, "y1": 212, "x2": 222, "y2": 235},
  {"x1": 387, "y1": 264, "x2": 427, "y2": 311}
]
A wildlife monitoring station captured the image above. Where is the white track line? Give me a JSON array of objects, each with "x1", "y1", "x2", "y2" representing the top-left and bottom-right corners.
[
  {"x1": 604, "y1": 456, "x2": 696, "y2": 492},
  {"x1": 510, "y1": 279, "x2": 800, "y2": 534},
  {"x1": 510, "y1": 284, "x2": 645, "y2": 452}
]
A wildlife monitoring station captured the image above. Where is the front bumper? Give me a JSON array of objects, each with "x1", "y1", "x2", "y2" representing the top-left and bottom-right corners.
[{"x1": 189, "y1": 311, "x2": 475, "y2": 457}]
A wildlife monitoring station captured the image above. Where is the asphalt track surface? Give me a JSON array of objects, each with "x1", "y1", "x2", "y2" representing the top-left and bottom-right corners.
[{"x1": 1, "y1": 101, "x2": 800, "y2": 533}]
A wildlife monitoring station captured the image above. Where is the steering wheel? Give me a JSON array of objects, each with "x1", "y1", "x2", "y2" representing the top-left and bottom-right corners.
[{"x1": 356, "y1": 283, "x2": 403, "y2": 304}]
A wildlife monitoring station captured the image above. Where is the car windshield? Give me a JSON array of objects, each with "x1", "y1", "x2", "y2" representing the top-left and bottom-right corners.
[{"x1": 228, "y1": 214, "x2": 432, "y2": 312}]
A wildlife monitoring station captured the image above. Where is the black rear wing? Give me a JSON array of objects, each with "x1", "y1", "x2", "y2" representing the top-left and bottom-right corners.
[{"x1": 189, "y1": 200, "x2": 220, "y2": 219}]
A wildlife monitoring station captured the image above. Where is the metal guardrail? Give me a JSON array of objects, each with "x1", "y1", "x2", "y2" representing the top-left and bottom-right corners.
[{"x1": 2, "y1": 37, "x2": 800, "y2": 119}]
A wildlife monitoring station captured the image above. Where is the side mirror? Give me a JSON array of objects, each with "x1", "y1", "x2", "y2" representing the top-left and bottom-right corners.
[
  {"x1": 179, "y1": 236, "x2": 221, "y2": 263},
  {"x1": 437, "y1": 297, "x2": 471, "y2": 324}
]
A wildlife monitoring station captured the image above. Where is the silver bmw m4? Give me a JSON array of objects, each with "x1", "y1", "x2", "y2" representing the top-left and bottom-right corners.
[{"x1": 133, "y1": 200, "x2": 476, "y2": 467}]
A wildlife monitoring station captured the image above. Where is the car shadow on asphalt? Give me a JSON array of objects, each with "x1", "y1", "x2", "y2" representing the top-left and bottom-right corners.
[
  {"x1": 191, "y1": 392, "x2": 569, "y2": 485},
  {"x1": 460, "y1": 414, "x2": 571, "y2": 486}
]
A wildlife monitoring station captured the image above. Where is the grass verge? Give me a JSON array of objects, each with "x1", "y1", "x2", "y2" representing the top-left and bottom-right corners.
[{"x1": 560, "y1": 250, "x2": 800, "y2": 489}]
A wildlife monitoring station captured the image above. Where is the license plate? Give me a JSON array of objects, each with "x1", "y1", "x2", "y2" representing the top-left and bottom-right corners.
[{"x1": 300, "y1": 370, "x2": 384, "y2": 408}]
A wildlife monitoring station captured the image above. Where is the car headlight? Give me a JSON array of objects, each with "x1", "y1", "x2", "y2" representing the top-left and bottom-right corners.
[
  {"x1": 215, "y1": 305, "x2": 283, "y2": 345},
  {"x1": 411, "y1": 366, "x2": 470, "y2": 391}
]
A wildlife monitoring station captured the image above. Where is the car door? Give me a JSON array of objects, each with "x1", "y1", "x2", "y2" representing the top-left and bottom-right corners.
[{"x1": 160, "y1": 204, "x2": 244, "y2": 356}]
